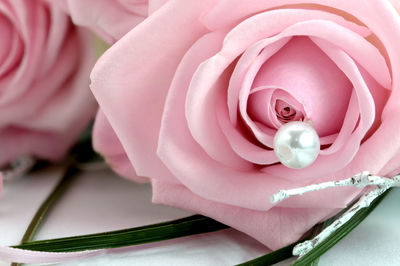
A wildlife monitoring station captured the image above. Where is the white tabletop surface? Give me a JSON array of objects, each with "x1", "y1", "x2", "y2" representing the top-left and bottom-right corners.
[{"x1": 0, "y1": 166, "x2": 399, "y2": 266}]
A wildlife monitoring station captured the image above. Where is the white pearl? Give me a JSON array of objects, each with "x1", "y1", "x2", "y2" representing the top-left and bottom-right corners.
[{"x1": 273, "y1": 121, "x2": 320, "y2": 169}]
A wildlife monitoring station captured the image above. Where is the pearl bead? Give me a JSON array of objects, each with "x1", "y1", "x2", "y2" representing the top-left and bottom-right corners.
[{"x1": 273, "y1": 121, "x2": 320, "y2": 169}]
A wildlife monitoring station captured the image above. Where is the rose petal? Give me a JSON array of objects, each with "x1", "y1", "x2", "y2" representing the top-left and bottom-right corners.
[
  {"x1": 0, "y1": 1, "x2": 47, "y2": 105},
  {"x1": 0, "y1": 127, "x2": 72, "y2": 166},
  {"x1": 225, "y1": 8, "x2": 372, "y2": 125},
  {"x1": 248, "y1": 37, "x2": 352, "y2": 137},
  {"x1": 217, "y1": 101, "x2": 279, "y2": 165},
  {"x1": 64, "y1": 0, "x2": 144, "y2": 42},
  {"x1": 185, "y1": 35, "x2": 287, "y2": 162},
  {"x1": 93, "y1": 111, "x2": 147, "y2": 182},
  {"x1": 0, "y1": 28, "x2": 96, "y2": 133},
  {"x1": 90, "y1": 0, "x2": 216, "y2": 182},
  {"x1": 338, "y1": 115, "x2": 400, "y2": 179},
  {"x1": 158, "y1": 39, "x2": 363, "y2": 209},
  {"x1": 235, "y1": 38, "x2": 291, "y2": 147},
  {"x1": 152, "y1": 179, "x2": 343, "y2": 250},
  {"x1": 0, "y1": 14, "x2": 13, "y2": 69},
  {"x1": 263, "y1": 38, "x2": 375, "y2": 180},
  {"x1": 203, "y1": 0, "x2": 382, "y2": 38},
  {"x1": 148, "y1": 0, "x2": 170, "y2": 14},
  {"x1": 176, "y1": 31, "x2": 254, "y2": 170}
]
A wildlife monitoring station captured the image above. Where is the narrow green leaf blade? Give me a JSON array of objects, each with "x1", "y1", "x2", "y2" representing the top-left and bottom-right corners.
[
  {"x1": 14, "y1": 215, "x2": 228, "y2": 252},
  {"x1": 236, "y1": 242, "x2": 299, "y2": 266}
]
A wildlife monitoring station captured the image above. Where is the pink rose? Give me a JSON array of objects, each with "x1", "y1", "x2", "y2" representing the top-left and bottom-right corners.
[
  {"x1": 0, "y1": 0, "x2": 97, "y2": 167},
  {"x1": 52, "y1": 0, "x2": 170, "y2": 43},
  {"x1": 91, "y1": 0, "x2": 400, "y2": 249}
]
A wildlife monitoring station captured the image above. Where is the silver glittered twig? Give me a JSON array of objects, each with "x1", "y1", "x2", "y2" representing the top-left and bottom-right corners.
[{"x1": 270, "y1": 171, "x2": 400, "y2": 258}]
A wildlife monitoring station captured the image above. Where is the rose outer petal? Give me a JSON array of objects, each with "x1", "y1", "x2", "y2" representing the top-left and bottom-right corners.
[
  {"x1": 60, "y1": 0, "x2": 145, "y2": 43},
  {"x1": 152, "y1": 179, "x2": 340, "y2": 250},
  {"x1": 54, "y1": 0, "x2": 169, "y2": 44},
  {"x1": 203, "y1": 0, "x2": 386, "y2": 37},
  {"x1": 148, "y1": 0, "x2": 170, "y2": 15},
  {"x1": 93, "y1": 111, "x2": 147, "y2": 183},
  {"x1": 90, "y1": 0, "x2": 217, "y2": 182}
]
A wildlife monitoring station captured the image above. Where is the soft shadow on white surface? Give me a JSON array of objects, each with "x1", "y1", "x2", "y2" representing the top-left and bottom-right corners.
[{"x1": 0, "y1": 167, "x2": 399, "y2": 265}]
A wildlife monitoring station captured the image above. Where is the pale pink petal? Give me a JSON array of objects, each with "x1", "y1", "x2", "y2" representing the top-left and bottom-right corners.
[
  {"x1": 0, "y1": 1, "x2": 48, "y2": 105},
  {"x1": 247, "y1": 87, "x2": 278, "y2": 129},
  {"x1": 158, "y1": 41, "x2": 364, "y2": 210},
  {"x1": 206, "y1": 0, "x2": 400, "y2": 110},
  {"x1": 233, "y1": 38, "x2": 291, "y2": 147},
  {"x1": 148, "y1": 0, "x2": 169, "y2": 14},
  {"x1": 337, "y1": 115, "x2": 400, "y2": 179},
  {"x1": 152, "y1": 179, "x2": 345, "y2": 249},
  {"x1": 159, "y1": 75, "x2": 291, "y2": 210},
  {"x1": 225, "y1": 8, "x2": 371, "y2": 125},
  {"x1": 217, "y1": 101, "x2": 279, "y2": 165},
  {"x1": 166, "y1": 30, "x2": 253, "y2": 170},
  {"x1": 318, "y1": 91, "x2": 359, "y2": 155},
  {"x1": 379, "y1": 151, "x2": 400, "y2": 177},
  {"x1": 203, "y1": 0, "x2": 385, "y2": 38},
  {"x1": 64, "y1": 0, "x2": 144, "y2": 43},
  {"x1": 0, "y1": 15, "x2": 13, "y2": 68},
  {"x1": 0, "y1": 28, "x2": 96, "y2": 133},
  {"x1": 90, "y1": 0, "x2": 217, "y2": 182},
  {"x1": 0, "y1": 1, "x2": 97, "y2": 165},
  {"x1": 0, "y1": 29, "x2": 23, "y2": 78},
  {"x1": 262, "y1": 39, "x2": 375, "y2": 180},
  {"x1": 117, "y1": 0, "x2": 147, "y2": 16},
  {"x1": 0, "y1": 127, "x2": 74, "y2": 166},
  {"x1": 93, "y1": 111, "x2": 147, "y2": 182},
  {"x1": 249, "y1": 37, "x2": 352, "y2": 137}
]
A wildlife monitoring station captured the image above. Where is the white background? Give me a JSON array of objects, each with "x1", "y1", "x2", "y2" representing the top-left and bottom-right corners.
[{"x1": 0, "y1": 166, "x2": 399, "y2": 265}]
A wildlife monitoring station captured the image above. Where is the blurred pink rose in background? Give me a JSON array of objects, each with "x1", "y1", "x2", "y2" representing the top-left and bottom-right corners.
[
  {"x1": 91, "y1": 0, "x2": 400, "y2": 249},
  {"x1": 53, "y1": 0, "x2": 169, "y2": 43},
  {"x1": 0, "y1": 0, "x2": 97, "y2": 167}
]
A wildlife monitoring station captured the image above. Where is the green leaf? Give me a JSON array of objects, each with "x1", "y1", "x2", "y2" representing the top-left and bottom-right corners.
[
  {"x1": 292, "y1": 189, "x2": 392, "y2": 266},
  {"x1": 235, "y1": 242, "x2": 299, "y2": 266},
  {"x1": 19, "y1": 166, "x2": 80, "y2": 244},
  {"x1": 11, "y1": 165, "x2": 80, "y2": 266},
  {"x1": 14, "y1": 215, "x2": 228, "y2": 252}
]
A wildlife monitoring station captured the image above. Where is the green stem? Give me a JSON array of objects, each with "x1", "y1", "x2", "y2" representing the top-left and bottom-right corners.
[
  {"x1": 14, "y1": 215, "x2": 228, "y2": 252},
  {"x1": 11, "y1": 165, "x2": 79, "y2": 266}
]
